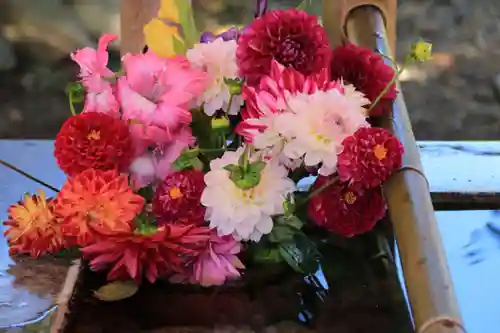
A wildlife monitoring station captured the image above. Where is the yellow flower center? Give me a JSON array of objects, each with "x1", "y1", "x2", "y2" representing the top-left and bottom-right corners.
[
  {"x1": 344, "y1": 191, "x2": 357, "y2": 205},
  {"x1": 87, "y1": 130, "x2": 101, "y2": 141},
  {"x1": 373, "y1": 144, "x2": 388, "y2": 160},
  {"x1": 169, "y1": 187, "x2": 183, "y2": 200}
]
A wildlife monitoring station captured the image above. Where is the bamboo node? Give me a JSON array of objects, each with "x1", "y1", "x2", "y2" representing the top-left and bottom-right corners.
[
  {"x1": 392, "y1": 165, "x2": 430, "y2": 188},
  {"x1": 418, "y1": 316, "x2": 467, "y2": 333}
]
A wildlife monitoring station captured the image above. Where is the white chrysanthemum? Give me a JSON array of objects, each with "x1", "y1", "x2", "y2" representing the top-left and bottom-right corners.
[
  {"x1": 201, "y1": 148, "x2": 296, "y2": 241},
  {"x1": 187, "y1": 38, "x2": 243, "y2": 116},
  {"x1": 277, "y1": 88, "x2": 370, "y2": 176}
]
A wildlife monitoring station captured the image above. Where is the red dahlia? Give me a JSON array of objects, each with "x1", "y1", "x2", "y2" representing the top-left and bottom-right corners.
[
  {"x1": 338, "y1": 127, "x2": 403, "y2": 191},
  {"x1": 54, "y1": 112, "x2": 134, "y2": 176},
  {"x1": 237, "y1": 8, "x2": 331, "y2": 85},
  {"x1": 81, "y1": 224, "x2": 211, "y2": 284},
  {"x1": 308, "y1": 177, "x2": 386, "y2": 237},
  {"x1": 152, "y1": 169, "x2": 206, "y2": 225},
  {"x1": 330, "y1": 43, "x2": 396, "y2": 117}
]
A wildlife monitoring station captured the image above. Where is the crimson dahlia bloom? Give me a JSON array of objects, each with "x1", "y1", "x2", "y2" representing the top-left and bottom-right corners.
[
  {"x1": 330, "y1": 43, "x2": 396, "y2": 117},
  {"x1": 81, "y1": 224, "x2": 211, "y2": 284},
  {"x1": 237, "y1": 9, "x2": 331, "y2": 85},
  {"x1": 308, "y1": 177, "x2": 386, "y2": 237},
  {"x1": 54, "y1": 112, "x2": 134, "y2": 176},
  {"x1": 152, "y1": 169, "x2": 206, "y2": 225},
  {"x1": 338, "y1": 127, "x2": 403, "y2": 191}
]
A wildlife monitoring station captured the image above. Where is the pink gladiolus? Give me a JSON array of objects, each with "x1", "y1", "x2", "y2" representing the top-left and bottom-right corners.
[
  {"x1": 118, "y1": 52, "x2": 207, "y2": 140},
  {"x1": 71, "y1": 33, "x2": 119, "y2": 115},
  {"x1": 170, "y1": 233, "x2": 244, "y2": 287},
  {"x1": 129, "y1": 126, "x2": 195, "y2": 188}
]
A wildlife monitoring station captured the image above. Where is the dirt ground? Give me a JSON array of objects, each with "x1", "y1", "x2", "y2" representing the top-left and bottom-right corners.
[{"x1": 1, "y1": 0, "x2": 500, "y2": 140}]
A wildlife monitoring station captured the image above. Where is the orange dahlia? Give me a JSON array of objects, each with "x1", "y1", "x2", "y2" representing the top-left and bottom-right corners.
[
  {"x1": 54, "y1": 169, "x2": 144, "y2": 246},
  {"x1": 3, "y1": 191, "x2": 65, "y2": 257},
  {"x1": 81, "y1": 224, "x2": 211, "y2": 284}
]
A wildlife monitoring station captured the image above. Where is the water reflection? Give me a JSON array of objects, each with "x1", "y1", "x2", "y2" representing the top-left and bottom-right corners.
[
  {"x1": 428, "y1": 210, "x2": 500, "y2": 333},
  {"x1": 0, "y1": 141, "x2": 67, "y2": 331}
]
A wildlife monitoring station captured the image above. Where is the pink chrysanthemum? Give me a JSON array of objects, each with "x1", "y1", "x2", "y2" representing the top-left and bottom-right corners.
[
  {"x1": 308, "y1": 178, "x2": 387, "y2": 237},
  {"x1": 338, "y1": 127, "x2": 404, "y2": 190},
  {"x1": 170, "y1": 232, "x2": 244, "y2": 287},
  {"x1": 237, "y1": 9, "x2": 331, "y2": 85},
  {"x1": 235, "y1": 60, "x2": 340, "y2": 143}
]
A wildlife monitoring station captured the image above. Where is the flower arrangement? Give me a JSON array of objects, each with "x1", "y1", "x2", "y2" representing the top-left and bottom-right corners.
[{"x1": 1, "y1": 0, "x2": 431, "y2": 298}]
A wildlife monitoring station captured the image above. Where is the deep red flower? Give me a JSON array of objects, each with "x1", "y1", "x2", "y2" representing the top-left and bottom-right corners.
[
  {"x1": 338, "y1": 127, "x2": 403, "y2": 191},
  {"x1": 330, "y1": 43, "x2": 396, "y2": 117},
  {"x1": 308, "y1": 177, "x2": 386, "y2": 237},
  {"x1": 152, "y1": 169, "x2": 206, "y2": 225},
  {"x1": 237, "y1": 8, "x2": 331, "y2": 86},
  {"x1": 81, "y1": 224, "x2": 211, "y2": 284},
  {"x1": 54, "y1": 112, "x2": 134, "y2": 176}
]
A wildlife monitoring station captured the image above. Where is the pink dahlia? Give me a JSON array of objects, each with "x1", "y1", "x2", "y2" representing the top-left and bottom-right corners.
[
  {"x1": 330, "y1": 43, "x2": 396, "y2": 117},
  {"x1": 308, "y1": 177, "x2": 386, "y2": 237},
  {"x1": 117, "y1": 52, "x2": 206, "y2": 142},
  {"x1": 71, "y1": 33, "x2": 119, "y2": 115},
  {"x1": 237, "y1": 9, "x2": 331, "y2": 85},
  {"x1": 152, "y1": 169, "x2": 206, "y2": 225},
  {"x1": 81, "y1": 224, "x2": 211, "y2": 284},
  {"x1": 170, "y1": 232, "x2": 244, "y2": 287},
  {"x1": 338, "y1": 127, "x2": 404, "y2": 190},
  {"x1": 235, "y1": 60, "x2": 340, "y2": 142}
]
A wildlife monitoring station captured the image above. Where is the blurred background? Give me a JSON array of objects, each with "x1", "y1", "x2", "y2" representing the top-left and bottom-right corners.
[{"x1": 0, "y1": 0, "x2": 499, "y2": 140}]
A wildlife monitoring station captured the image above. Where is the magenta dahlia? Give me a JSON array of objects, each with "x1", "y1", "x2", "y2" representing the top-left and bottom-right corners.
[
  {"x1": 338, "y1": 127, "x2": 403, "y2": 191},
  {"x1": 308, "y1": 177, "x2": 386, "y2": 237},
  {"x1": 330, "y1": 43, "x2": 396, "y2": 117},
  {"x1": 237, "y1": 8, "x2": 331, "y2": 85},
  {"x1": 152, "y1": 169, "x2": 206, "y2": 225}
]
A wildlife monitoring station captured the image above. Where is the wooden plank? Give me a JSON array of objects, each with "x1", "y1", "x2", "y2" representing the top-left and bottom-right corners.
[{"x1": 419, "y1": 141, "x2": 500, "y2": 209}]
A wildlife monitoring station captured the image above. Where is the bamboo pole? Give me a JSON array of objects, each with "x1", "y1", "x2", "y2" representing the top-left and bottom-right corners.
[
  {"x1": 322, "y1": 0, "x2": 397, "y2": 52},
  {"x1": 120, "y1": 0, "x2": 159, "y2": 54},
  {"x1": 322, "y1": 3, "x2": 465, "y2": 333}
]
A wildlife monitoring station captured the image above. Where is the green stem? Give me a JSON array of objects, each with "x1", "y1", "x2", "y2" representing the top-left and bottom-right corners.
[
  {"x1": 68, "y1": 93, "x2": 76, "y2": 116},
  {"x1": 225, "y1": 94, "x2": 235, "y2": 117},
  {"x1": 0, "y1": 159, "x2": 60, "y2": 192},
  {"x1": 366, "y1": 59, "x2": 409, "y2": 114}
]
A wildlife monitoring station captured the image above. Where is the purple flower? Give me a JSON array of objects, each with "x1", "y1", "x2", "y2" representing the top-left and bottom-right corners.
[{"x1": 200, "y1": 27, "x2": 240, "y2": 43}]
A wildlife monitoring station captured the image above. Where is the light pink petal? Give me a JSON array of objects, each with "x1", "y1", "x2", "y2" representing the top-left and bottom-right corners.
[
  {"x1": 118, "y1": 77, "x2": 157, "y2": 124},
  {"x1": 154, "y1": 127, "x2": 195, "y2": 181},
  {"x1": 121, "y1": 52, "x2": 166, "y2": 97},
  {"x1": 83, "y1": 85, "x2": 119, "y2": 116}
]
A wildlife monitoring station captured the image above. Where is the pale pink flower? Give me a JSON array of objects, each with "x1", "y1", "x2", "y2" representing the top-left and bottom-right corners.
[
  {"x1": 128, "y1": 126, "x2": 195, "y2": 188},
  {"x1": 235, "y1": 60, "x2": 340, "y2": 142},
  {"x1": 278, "y1": 88, "x2": 370, "y2": 176},
  {"x1": 117, "y1": 52, "x2": 207, "y2": 140},
  {"x1": 170, "y1": 232, "x2": 244, "y2": 287},
  {"x1": 187, "y1": 38, "x2": 243, "y2": 116},
  {"x1": 201, "y1": 147, "x2": 296, "y2": 241},
  {"x1": 71, "y1": 33, "x2": 119, "y2": 115}
]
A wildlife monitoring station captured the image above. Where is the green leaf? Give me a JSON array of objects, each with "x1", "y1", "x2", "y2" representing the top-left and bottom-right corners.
[
  {"x1": 138, "y1": 185, "x2": 155, "y2": 201},
  {"x1": 172, "y1": 149, "x2": 203, "y2": 171},
  {"x1": 283, "y1": 195, "x2": 296, "y2": 217},
  {"x1": 248, "y1": 160, "x2": 266, "y2": 173},
  {"x1": 93, "y1": 280, "x2": 139, "y2": 301},
  {"x1": 251, "y1": 244, "x2": 283, "y2": 264},
  {"x1": 224, "y1": 77, "x2": 245, "y2": 95},
  {"x1": 296, "y1": 0, "x2": 313, "y2": 12},
  {"x1": 278, "y1": 232, "x2": 321, "y2": 274},
  {"x1": 275, "y1": 214, "x2": 304, "y2": 230},
  {"x1": 175, "y1": 0, "x2": 199, "y2": 49},
  {"x1": 269, "y1": 224, "x2": 296, "y2": 243}
]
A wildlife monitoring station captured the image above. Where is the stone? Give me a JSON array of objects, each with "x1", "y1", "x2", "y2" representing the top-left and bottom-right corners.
[{"x1": 0, "y1": 35, "x2": 16, "y2": 71}]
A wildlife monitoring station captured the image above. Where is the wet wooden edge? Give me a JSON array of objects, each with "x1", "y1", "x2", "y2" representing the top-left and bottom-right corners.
[{"x1": 50, "y1": 260, "x2": 82, "y2": 333}]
